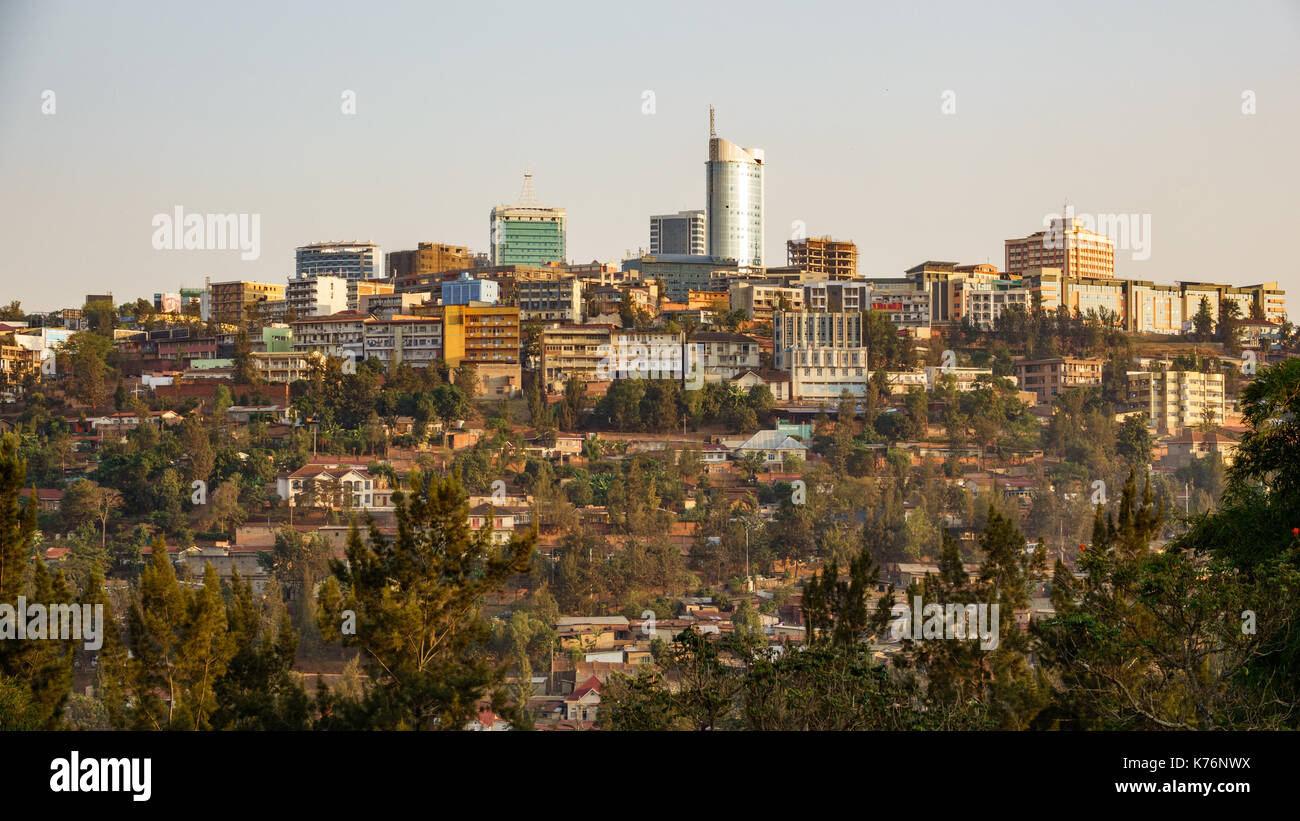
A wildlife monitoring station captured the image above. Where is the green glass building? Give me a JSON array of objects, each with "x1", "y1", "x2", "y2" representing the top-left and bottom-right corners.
[{"x1": 490, "y1": 173, "x2": 566, "y2": 266}]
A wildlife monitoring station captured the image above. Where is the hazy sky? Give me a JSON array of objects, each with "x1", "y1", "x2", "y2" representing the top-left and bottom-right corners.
[{"x1": 1, "y1": 0, "x2": 1297, "y2": 311}]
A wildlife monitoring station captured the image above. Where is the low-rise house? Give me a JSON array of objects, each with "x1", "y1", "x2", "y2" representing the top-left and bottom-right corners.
[
  {"x1": 19, "y1": 488, "x2": 64, "y2": 512},
  {"x1": 1162, "y1": 429, "x2": 1239, "y2": 469},
  {"x1": 733, "y1": 429, "x2": 808, "y2": 465},
  {"x1": 564, "y1": 675, "x2": 602, "y2": 723},
  {"x1": 468, "y1": 504, "x2": 516, "y2": 545},
  {"x1": 730, "y1": 369, "x2": 791, "y2": 402},
  {"x1": 276, "y1": 463, "x2": 388, "y2": 510}
]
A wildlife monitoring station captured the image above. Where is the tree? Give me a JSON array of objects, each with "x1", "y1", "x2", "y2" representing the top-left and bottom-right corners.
[
  {"x1": 453, "y1": 363, "x2": 480, "y2": 399},
  {"x1": 802, "y1": 547, "x2": 893, "y2": 647},
  {"x1": 124, "y1": 545, "x2": 236, "y2": 729},
  {"x1": 1192, "y1": 296, "x2": 1214, "y2": 342},
  {"x1": 90, "y1": 486, "x2": 123, "y2": 549},
  {"x1": 315, "y1": 470, "x2": 535, "y2": 730},
  {"x1": 1115, "y1": 414, "x2": 1152, "y2": 467},
  {"x1": 64, "y1": 332, "x2": 112, "y2": 409},
  {"x1": 0, "y1": 434, "x2": 75, "y2": 728},
  {"x1": 205, "y1": 480, "x2": 245, "y2": 534}
]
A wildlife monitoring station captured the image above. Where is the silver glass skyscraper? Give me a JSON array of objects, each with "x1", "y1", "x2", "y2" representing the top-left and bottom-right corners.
[{"x1": 706, "y1": 109, "x2": 764, "y2": 267}]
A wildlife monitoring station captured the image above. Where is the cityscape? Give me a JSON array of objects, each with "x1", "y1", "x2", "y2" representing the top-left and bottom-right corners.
[{"x1": 0, "y1": 1, "x2": 1297, "y2": 803}]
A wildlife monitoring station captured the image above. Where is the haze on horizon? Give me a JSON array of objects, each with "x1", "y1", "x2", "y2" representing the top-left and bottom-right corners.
[{"x1": 1, "y1": 0, "x2": 1297, "y2": 312}]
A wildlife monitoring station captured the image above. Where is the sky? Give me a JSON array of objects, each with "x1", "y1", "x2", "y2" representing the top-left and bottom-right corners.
[{"x1": 1, "y1": 0, "x2": 1297, "y2": 312}]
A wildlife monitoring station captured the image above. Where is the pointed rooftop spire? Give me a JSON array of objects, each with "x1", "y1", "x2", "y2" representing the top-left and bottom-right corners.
[{"x1": 516, "y1": 172, "x2": 541, "y2": 207}]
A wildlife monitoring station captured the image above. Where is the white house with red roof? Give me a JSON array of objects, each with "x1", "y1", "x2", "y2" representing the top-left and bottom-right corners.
[
  {"x1": 564, "y1": 675, "x2": 602, "y2": 723},
  {"x1": 276, "y1": 463, "x2": 390, "y2": 510}
]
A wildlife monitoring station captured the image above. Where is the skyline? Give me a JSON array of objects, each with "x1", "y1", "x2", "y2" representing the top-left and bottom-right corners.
[{"x1": 1, "y1": 0, "x2": 1298, "y2": 311}]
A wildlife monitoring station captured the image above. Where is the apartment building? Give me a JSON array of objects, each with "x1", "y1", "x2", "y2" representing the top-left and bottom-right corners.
[
  {"x1": 961, "y1": 283, "x2": 1032, "y2": 329},
  {"x1": 773, "y1": 311, "x2": 870, "y2": 400},
  {"x1": 517, "y1": 277, "x2": 583, "y2": 322},
  {"x1": 249, "y1": 351, "x2": 316, "y2": 383},
  {"x1": 363, "y1": 315, "x2": 443, "y2": 369},
  {"x1": 801, "y1": 280, "x2": 869, "y2": 313},
  {"x1": 285, "y1": 275, "x2": 350, "y2": 318},
  {"x1": 1014, "y1": 357, "x2": 1104, "y2": 405},
  {"x1": 385, "y1": 242, "x2": 472, "y2": 288},
  {"x1": 441, "y1": 305, "x2": 519, "y2": 367},
  {"x1": 541, "y1": 324, "x2": 614, "y2": 385},
  {"x1": 923, "y1": 366, "x2": 998, "y2": 392},
  {"x1": 729, "y1": 281, "x2": 804, "y2": 321},
  {"x1": 0, "y1": 345, "x2": 39, "y2": 394},
  {"x1": 1127, "y1": 369, "x2": 1225, "y2": 434},
  {"x1": 866, "y1": 279, "x2": 931, "y2": 329},
  {"x1": 686, "y1": 331, "x2": 762, "y2": 382},
  {"x1": 1005, "y1": 216, "x2": 1115, "y2": 278},
  {"x1": 209, "y1": 280, "x2": 286, "y2": 327},
  {"x1": 290, "y1": 311, "x2": 367, "y2": 362},
  {"x1": 608, "y1": 329, "x2": 686, "y2": 381},
  {"x1": 787, "y1": 237, "x2": 858, "y2": 280},
  {"x1": 349, "y1": 280, "x2": 394, "y2": 312},
  {"x1": 359, "y1": 292, "x2": 425, "y2": 319}
]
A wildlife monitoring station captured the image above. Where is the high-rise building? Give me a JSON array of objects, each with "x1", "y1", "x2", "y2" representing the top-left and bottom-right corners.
[
  {"x1": 1005, "y1": 215, "x2": 1114, "y2": 278},
  {"x1": 706, "y1": 108, "x2": 764, "y2": 267},
  {"x1": 490, "y1": 174, "x2": 566, "y2": 267},
  {"x1": 650, "y1": 210, "x2": 706, "y2": 256},
  {"x1": 295, "y1": 241, "x2": 380, "y2": 281},
  {"x1": 787, "y1": 237, "x2": 857, "y2": 279}
]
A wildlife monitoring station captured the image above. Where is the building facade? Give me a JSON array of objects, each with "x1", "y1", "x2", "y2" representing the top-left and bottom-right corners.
[
  {"x1": 706, "y1": 112, "x2": 764, "y2": 268},
  {"x1": 363, "y1": 316, "x2": 443, "y2": 369},
  {"x1": 1014, "y1": 357, "x2": 1104, "y2": 404},
  {"x1": 295, "y1": 241, "x2": 380, "y2": 281},
  {"x1": 1005, "y1": 217, "x2": 1114, "y2": 279},
  {"x1": 490, "y1": 174, "x2": 565, "y2": 267},
  {"x1": 541, "y1": 324, "x2": 614, "y2": 385},
  {"x1": 285, "y1": 275, "x2": 350, "y2": 318},
  {"x1": 517, "y1": 276, "x2": 583, "y2": 322},
  {"x1": 650, "y1": 210, "x2": 707, "y2": 256},
  {"x1": 1127, "y1": 369, "x2": 1225, "y2": 434},
  {"x1": 787, "y1": 237, "x2": 857, "y2": 279},
  {"x1": 208, "y1": 280, "x2": 286, "y2": 327},
  {"x1": 773, "y1": 311, "x2": 870, "y2": 400}
]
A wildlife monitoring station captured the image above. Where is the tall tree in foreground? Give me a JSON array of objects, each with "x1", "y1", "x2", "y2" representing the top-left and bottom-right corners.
[
  {"x1": 0, "y1": 433, "x2": 75, "y2": 728},
  {"x1": 316, "y1": 470, "x2": 535, "y2": 729}
]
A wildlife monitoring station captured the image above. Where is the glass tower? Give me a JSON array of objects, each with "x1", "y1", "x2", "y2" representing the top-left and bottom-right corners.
[
  {"x1": 706, "y1": 118, "x2": 764, "y2": 267},
  {"x1": 490, "y1": 173, "x2": 566, "y2": 267}
]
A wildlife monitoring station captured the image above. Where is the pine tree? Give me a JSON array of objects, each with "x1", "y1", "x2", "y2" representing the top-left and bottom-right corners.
[{"x1": 316, "y1": 470, "x2": 535, "y2": 729}]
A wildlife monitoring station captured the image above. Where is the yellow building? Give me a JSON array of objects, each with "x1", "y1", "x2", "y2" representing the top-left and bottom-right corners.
[
  {"x1": 441, "y1": 304, "x2": 521, "y2": 397},
  {"x1": 209, "y1": 280, "x2": 285, "y2": 327}
]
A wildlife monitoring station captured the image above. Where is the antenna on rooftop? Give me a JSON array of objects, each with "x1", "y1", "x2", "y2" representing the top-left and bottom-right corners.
[
  {"x1": 517, "y1": 172, "x2": 540, "y2": 207},
  {"x1": 709, "y1": 105, "x2": 716, "y2": 139}
]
